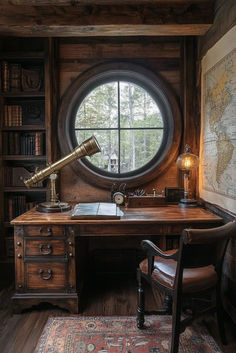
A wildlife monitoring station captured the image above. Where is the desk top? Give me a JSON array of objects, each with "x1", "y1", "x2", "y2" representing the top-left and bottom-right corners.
[{"x1": 11, "y1": 205, "x2": 223, "y2": 226}]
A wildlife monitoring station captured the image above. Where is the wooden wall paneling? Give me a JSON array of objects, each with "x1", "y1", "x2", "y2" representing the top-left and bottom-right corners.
[
  {"x1": 199, "y1": 0, "x2": 236, "y2": 58},
  {"x1": 180, "y1": 37, "x2": 199, "y2": 198},
  {"x1": 59, "y1": 41, "x2": 181, "y2": 60}
]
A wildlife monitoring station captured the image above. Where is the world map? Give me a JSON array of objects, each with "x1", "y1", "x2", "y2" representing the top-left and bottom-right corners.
[{"x1": 202, "y1": 49, "x2": 236, "y2": 200}]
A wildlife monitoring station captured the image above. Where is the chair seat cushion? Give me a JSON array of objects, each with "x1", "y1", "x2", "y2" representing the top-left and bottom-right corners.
[{"x1": 139, "y1": 255, "x2": 218, "y2": 293}]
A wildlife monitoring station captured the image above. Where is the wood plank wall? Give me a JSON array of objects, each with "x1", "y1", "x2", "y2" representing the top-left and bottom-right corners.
[{"x1": 57, "y1": 37, "x2": 184, "y2": 202}]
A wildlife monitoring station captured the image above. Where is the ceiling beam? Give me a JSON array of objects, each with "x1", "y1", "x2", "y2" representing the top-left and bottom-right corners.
[
  {"x1": 0, "y1": 2, "x2": 214, "y2": 37},
  {"x1": 0, "y1": 0, "x2": 215, "y2": 5}
]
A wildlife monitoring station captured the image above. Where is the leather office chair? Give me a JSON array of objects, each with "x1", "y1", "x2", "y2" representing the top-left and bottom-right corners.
[{"x1": 137, "y1": 220, "x2": 236, "y2": 353}]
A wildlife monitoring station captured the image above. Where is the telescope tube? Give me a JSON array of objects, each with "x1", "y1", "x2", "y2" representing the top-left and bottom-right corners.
[{"x1": 24, "y1": 135, "x2": 101, "y2": 188}]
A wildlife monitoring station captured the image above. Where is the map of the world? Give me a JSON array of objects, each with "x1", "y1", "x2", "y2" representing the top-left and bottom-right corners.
[{"x1": 202, "y1": 49, "x2": 236, "y2": 200}]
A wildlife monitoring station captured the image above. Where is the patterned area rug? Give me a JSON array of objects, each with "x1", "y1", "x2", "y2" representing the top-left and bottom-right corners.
[{"x1": 34, "y1": 315, "x2": 222, "y2": 353}]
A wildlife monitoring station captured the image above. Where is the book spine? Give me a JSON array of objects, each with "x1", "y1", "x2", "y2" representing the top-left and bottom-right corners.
[
  {"x1": 2, "y1": 61, "x2": 9, "y2": 92},
  {"x1": 2, "y1": 132, "x2": 8, "y2": 154},
  {"x1": 9, "y1": 63, "x2": 21, "y2": 92},
  {"x1": 35, "y1": 132, "x2": 43, "y2": 156},
  {"x1": 4, "y1": 105, "x2": 8, "y2": 126}
]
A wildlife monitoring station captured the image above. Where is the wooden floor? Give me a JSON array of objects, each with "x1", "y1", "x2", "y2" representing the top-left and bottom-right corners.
[{"x1": 0, "y1": 275, "x2": 236, "y2": 353}]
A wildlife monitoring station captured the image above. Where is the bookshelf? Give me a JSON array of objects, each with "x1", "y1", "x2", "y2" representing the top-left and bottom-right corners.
[{"x1": 0, "y1": 38, "x2": 53, "y2": 268}]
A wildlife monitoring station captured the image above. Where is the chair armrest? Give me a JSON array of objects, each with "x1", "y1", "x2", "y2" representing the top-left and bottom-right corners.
[{"x1": 141, "y1": 240, "x2": 179, "y2": 260}]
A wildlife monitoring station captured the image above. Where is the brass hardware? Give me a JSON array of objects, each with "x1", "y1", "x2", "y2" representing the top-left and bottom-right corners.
[
  {"x1": 68, "y1": 241, "x2": 72, "y2": 246},
  {"x1": 18, "y1": 284, "x2": 22, "y2": 288},
  {"x1": 39, "y1": 268, "x2": 52, "y2": 280},
  {"x1": 39, "y1": 244, "x2": 52, "y2": 255},
  {"x1": 17, "y1": 254, "x2": 22, "y2": 258},
  {"x1": 69, "y1": 228, "x2": 74, "y2": 236},
  {"x1": 16, "y1": 241, "x2": 21, "y2": 246},
  {"x1": 24, "y1": 136, "x2": 101, "y2": 213},
  {"x1": 39, "y1": 227, "x2": 52, "y2": 236},
  {"x1": 69, "y1": 253, "x2": 73, "y2": 257}
]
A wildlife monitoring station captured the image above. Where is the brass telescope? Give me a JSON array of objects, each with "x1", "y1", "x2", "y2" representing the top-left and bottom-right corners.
[{"x1": 24, "y1": 136, "x2": 101, "y2": 213}]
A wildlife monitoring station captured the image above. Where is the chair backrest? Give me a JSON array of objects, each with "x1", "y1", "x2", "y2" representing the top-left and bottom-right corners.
[{"x1": 178, "y1": 220, "x2": 236, "y2": 272}]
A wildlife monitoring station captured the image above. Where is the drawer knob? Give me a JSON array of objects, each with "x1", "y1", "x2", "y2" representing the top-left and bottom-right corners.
[
  {"x1": 17, "y1": 254, "x2": 22, "y2": 258},
  {"x1": 69, "y1": 252, "x2": 73, "y2": 257},
  {"x1": 39, "y1": 227, "x2": 52, "y2": 236},
  {"x1": 68, "y1": 241, "x2": 72, "y2": 246},
  {"x1": 39, "y1": 244, "x2": 52, "y2": 255},
  {"x1": 16, "y1": 241, "x2": 21, "y2": 246},
  {"x1": 39, "y1": 268, "x2": 52, "y2": 280}
]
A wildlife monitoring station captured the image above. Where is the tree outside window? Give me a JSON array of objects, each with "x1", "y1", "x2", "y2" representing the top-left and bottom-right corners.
[{"x1": 74, "y1": 81, "x2": 164, "y2": 175}]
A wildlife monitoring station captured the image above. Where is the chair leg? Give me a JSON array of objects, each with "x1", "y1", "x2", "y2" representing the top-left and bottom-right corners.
[
  {"x1": 216, "y1": 285, "x2": 227, "y2": 345},
  {"x1": 137, "y1": 268, "x2": 145, "y2": 329},
  {"x1": 171, "y1": 292, "x2": 182, "y2": 353}
]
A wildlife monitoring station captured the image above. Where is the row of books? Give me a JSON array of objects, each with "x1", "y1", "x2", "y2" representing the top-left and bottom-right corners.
[
  {"x1": 1, "y1": 61, "x2": 21, "y2": 92},
  {"x1": 0, "y1": 61, "x2": 43, "y2": 92},
  {"x1": 4, "y1": 105, "x2": 23, "y2": 126},
  {"x1": 5, "y1": 195, "x2": 37, "y2": 221},
  {"x1": 2, "y1": 131, "x2": 44, "y2": 155},
  {"x1": 4, "y1": 166, "x2": 44, "y2": 188}
]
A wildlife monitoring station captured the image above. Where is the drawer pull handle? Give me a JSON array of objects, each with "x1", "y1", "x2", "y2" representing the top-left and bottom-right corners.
[
  {"x1": 39, "y1": 269, "x2": 52, "y2": 280},
  {"x1": 39, "y1": 227, "x2": 52, "y2": 236},
  {"x1": 39, "y1": 244, "x2": 52, "y2": 255}
]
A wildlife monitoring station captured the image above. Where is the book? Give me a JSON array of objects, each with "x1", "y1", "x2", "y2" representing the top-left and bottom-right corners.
[
  {"x1": 9, "y1": 63, "x2": 21, "y2": 91},
  {"x1": 2, "y1": 61, "x2": 9, "y2": 92},
  {"x1": 4, "y1": 105, "x2": 22, "y2": 126},
  {"x1": 35, "y1": 132, "x2": 43, "y2": 156},
  {"x1": 71, "y1": 202, "x2": 123, "y2": 220}
]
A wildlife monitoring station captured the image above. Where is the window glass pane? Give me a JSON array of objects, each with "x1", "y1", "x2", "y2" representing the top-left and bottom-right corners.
[
  {"x1": 120, "y1": 129, "x2": 163, "y2": 173},
  {"x1": 75, "y1": 130, "x2": 119, "y2": 173},
  {"x1": 120, "y1": 81, "x2": 163, "y2": 128},
  {"x1": 75, "y1": 82, "x2": 118, "y2": 129},
  {"x1": 74, "y1": 79, "x2": 165, "y2": 175}
]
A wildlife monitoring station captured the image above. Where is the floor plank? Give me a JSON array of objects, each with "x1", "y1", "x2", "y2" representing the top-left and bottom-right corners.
[{"x1": 0, "y1": 276, "x2": 235, "y2": 353}]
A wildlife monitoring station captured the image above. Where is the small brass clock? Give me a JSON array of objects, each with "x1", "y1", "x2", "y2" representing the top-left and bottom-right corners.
[{"x1": 112, "y1": 191, "x2": 125, "y2": 206}]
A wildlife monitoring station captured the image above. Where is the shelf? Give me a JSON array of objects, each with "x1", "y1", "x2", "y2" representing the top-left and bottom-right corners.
[
  {"x1": 4, "y1": 187, "x2": 47, "y2": 193},
  {"x1": 0, "y1": 51, "x2": 45, "y2": 60},
  {"x1": 0, "y1": 91, "x2": 45, "y2": 98},
  {"x1": 2, "y1": 125, "x2": 45, "y2": 131},
  {"x1": 3, "y1": 155, "x2": 47, "y2": 161}
]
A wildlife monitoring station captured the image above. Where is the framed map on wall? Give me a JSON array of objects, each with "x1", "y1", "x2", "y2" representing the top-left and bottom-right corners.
[{"x1": 200, "y1": 26, "x2": 236, "y2": 213}]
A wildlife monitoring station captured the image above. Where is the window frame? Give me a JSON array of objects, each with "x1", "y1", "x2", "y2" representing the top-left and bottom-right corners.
[{"x1": 57, "y1": 62, "x2": 182, "y2": 189}]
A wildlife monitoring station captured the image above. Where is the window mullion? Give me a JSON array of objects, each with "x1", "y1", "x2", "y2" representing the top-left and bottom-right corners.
[{"x1": 118, "y1": 81, "x2": 121, "y2": 174}]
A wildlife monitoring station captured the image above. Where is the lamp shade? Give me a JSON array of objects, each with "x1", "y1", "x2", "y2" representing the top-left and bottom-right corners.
[{"x1": 176, "y1": 145, "x2": 199, "y2": 171}]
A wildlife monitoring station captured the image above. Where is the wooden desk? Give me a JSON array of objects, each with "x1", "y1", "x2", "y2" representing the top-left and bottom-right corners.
[{"x1": 11, "y1": 205, "x2": 223, "y2": 313}]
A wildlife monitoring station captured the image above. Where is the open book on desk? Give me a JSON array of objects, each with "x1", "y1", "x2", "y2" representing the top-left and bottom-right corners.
[{"x1": 71, "y1": 202, "x2": 123, "y2": 220}]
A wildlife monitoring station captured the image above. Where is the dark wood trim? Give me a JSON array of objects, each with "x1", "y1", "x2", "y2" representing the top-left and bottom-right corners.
[{"x1": 199, "y1": 198, "x2": 236, "y2": 223}]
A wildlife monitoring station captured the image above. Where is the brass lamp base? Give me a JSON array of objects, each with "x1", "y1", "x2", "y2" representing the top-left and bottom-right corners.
[
  {"x1": 36, "y1": 201, "x2": 71, "y2": 213},
  {"x1": 178, "y1": 198, "x2": 198, "y2": 208}
]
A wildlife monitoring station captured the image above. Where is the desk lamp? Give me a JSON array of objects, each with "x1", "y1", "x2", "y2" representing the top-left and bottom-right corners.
[
  {"x1": 176, "y1": 145, "x2": 199, "y2": 207},
  {"x1": 24, "y1": 136, "x2": 101, "y2": 213}
]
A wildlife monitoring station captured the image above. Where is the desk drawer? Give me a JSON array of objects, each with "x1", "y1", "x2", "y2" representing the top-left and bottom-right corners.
[
  {"x1": 24, "y1": 225, "x2": 65, "y2": 237},
  {"x1": 25, "y1": 262, "x2": 67, "y2": 290},
  {"x1": 25, "y1": 239, "x2": 66, "y2": 257}
]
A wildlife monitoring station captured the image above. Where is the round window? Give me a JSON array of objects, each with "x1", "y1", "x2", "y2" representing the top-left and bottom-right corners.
[{"x1": 58, "y1": 63, "x2": 182, "y2": 188}]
